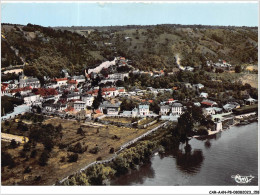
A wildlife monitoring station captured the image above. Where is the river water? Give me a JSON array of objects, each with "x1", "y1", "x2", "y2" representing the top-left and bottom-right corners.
[{"x1": 111, "y1": 122, "x2": 258, "y2": 186}]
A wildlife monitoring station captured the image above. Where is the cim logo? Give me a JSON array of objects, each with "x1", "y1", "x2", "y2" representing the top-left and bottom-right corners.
[{"x1": 231, "y1": 174, "x2": 254, "y2": 184}]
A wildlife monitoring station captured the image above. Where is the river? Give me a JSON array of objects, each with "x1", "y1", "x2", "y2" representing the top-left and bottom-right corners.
[{"x1": 111, "y1": 122, "x2": 258, "y2": 186}]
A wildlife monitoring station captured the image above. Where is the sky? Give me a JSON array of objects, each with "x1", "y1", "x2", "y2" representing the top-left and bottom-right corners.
[{"x1": 1, "y1": 2, "x2": 258, "y2": 27}]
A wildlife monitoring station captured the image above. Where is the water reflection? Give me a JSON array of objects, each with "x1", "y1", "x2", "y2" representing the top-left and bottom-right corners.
[
  {"x1": 172, "y1": 143, "x2": 204, "y2": 175},
  {"x1": 112, "y1": 123, "x2": 258, "y2": 186},
  {"x1": 204, "y1": 140, "x2": 211, "y2": 149},
  {"x1": 111, "y1": 162, "x2": 155, "y2": 185}
]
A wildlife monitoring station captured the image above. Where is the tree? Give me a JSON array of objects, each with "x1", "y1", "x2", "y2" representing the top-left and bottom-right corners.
[
  {"x1": 176, "y1": 108, "x2": 194, "y2": 140},
  {"x1": 191, "y1": 106, "x2": 205, "y2": 123},
  {"x1": 39, "y1": 150, "x2": 49, "y2": 166},
  {"x1": 112, "y1": 155, "x2": 129, "y2": 175},
  {"x1": 86, "y1": 164, "x2": 115, "y2": 185},
  {"x1": 92, "y1": 98, "x2": 100, "y2": 110},
  {"x1": 235, "y1": 65, "x2": 242, "y2": 73}
]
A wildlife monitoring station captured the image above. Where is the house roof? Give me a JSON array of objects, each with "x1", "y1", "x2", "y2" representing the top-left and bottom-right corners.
[
  {"x1": 161, "y1": 105, "x2": 170, "y2": 109},
  {"x1": 95, "y1": 109, "x2": 102, "y2": 114},
  {"x1": 1, "y1": 84, "x2": 9, "y2": 91},
  {"x1": 139, "y1": 105, "x2": 149, "y2": 109},
  {"x1": 201, "y1": 100, "x2": 217, "y2": 106},
  {"x1": 10, "y1": 86, "x2": 32, "y2": 93},
  {"x1": 172, "y1": 103, "x2": 183, "y2": 107},
  {"x1": 54, "y1": 78, "x2": 67, "y2": 82},
  {"x1": 34, "y1": 88, "x2": 58, "y2": 97},
  {"x1": 68, "y1": 79, "x2": 77, "y2": 84}
]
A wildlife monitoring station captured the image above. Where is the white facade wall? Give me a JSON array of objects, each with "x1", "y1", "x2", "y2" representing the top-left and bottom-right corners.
[{"x1": 172, "y1": 107, "x2": 183, "y2": 115}]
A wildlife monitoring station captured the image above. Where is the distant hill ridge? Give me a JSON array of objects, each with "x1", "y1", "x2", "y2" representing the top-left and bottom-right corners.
[{"x1": 1, "y1": 23, "x2": 258, "y2": 81}]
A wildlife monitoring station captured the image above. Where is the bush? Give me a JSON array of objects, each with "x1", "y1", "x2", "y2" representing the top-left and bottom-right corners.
[
  {"x1": 4, "y1": 120, "x2": 10, "y2": 126},
  {"x1": 68, "y1": 153, "x2": 79, "y2": 162},
  {"x1": 89, "y1": 146, "x2": 100, "y2": 154},
  {"x1": 96, "y1": 156, "x2": 102, "y2": 161},
  {"x1": 1, "y1": 151, "x2": 16, "y2": 168},
  {"x1": 23, "y1": 142, "x2": 31, "y2": 152},
  {"x1": 109, "y1": 147, "x2": 115, "y2": 154},
  {"x1": 10, "y1": 139, "x2": 18, "y2": 149},
  {"x1": 235, "y1": 65, "x2": 242, "y2": 73},
  {"x1": 60, "y1": 156, "x2": 66, "y2": 162},
  {"x1": 68, "y1": 142, "x2": 87, "y2": 154},
  {"x1": 24, "y1": 166, "x2": 32, "y2": 173},
  {"x1": 30, "y1": 149, "x2": 37, "y2": 158},
  {"x1": 59, "y1": 143, "x2": 68, "y2": 149},
  {"x1": 77, "y1": 128, "x2": 85, "y2": 136},
  {"x1": 43, "y1": 139, "x2": 54, "y2": 151}
]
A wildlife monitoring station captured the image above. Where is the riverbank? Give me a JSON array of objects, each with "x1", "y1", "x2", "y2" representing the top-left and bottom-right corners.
[
  {"x1": 58, "y1": 122, "x2": 175, "y2": 185},
  {"x1": 59, "y1": 112, "x2": 258, "y2": 186},
  {"x1": 111, "y1": 122, "x2": 258, "y2": 186}
]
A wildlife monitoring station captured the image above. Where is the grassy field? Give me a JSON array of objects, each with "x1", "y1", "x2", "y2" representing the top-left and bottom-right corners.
[{"x1": 1, "y1": 117, "x2": 163, "y2": 185}]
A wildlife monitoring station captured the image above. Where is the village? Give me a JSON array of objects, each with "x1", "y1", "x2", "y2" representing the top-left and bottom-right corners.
[
  {"x1": 1, "y1": 55, "x2": 258, "y2": 186},
  {"x1": 1, "y1": 56, "x2": 258, "y2": 131}
]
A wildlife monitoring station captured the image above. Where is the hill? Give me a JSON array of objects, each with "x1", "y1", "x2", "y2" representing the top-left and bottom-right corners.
[{"x1": 1, "y1": 23, "x2": 258, "y2": 80}]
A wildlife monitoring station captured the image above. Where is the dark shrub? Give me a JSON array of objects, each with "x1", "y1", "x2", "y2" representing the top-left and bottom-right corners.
[{"x1": 68, "y1": 153, "x2": 78, "y2": 162}]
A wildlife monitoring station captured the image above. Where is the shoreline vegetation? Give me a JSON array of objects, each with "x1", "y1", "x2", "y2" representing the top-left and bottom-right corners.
[{"x1": 58, "y1": 111, "x2": 257, "y2": 186}]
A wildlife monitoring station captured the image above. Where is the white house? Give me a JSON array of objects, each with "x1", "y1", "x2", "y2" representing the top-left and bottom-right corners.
[
  {"x1": 23, "y1": 93, "x2": 41, "y2": 105},
  {"x1": 82, "y1": 95, "x2": 94, "y2": 107},
  {"x1": 73, "y1": 101, "x2": 86, "y2": 111},
  {"x1": 19, "y1": 75, "x2": 41, "y2": 88},
  {"x1": 139, "y1": 105, "x2": 149, "y2": 116},
  {"x1": 172, "y1": 103, "x2": 183, "y2": 116},
  {"x1": 200, "y1": 92, "x2": 208, "y2": 98},
  {"x1": 160, "y1": 105, "x2": 171, "y2": 115},
  {"x1": 193, "y1": 83, "x2": 204, "y2": 89},
  {"x1": 72, "y1": 75, "x2": 86, "y2": 83},
  {"x1": 203, "y1": 107, "x2": 215, "y2": 115},
  {"x1": 108, "y1": 73, "x2": 129, "y2": 80},
  {"x1": 99, "y1": 101, "x2": 120, "y2": 115},
  {"x1": 53, "y1": 78, "x2": 68, "y2": 86}
]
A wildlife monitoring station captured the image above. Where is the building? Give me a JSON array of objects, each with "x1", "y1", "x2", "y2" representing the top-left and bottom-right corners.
[
  {"x1": 108, "y1": 73, "x2": 129, "y2": 80},
  {"x1": 193, "y1": 83, "x2": 204, "y2": 90},
  {"x1": 139, "y1": 105, "x2": 149, "y2": 116},
  {"x1": 245, "y1": 97, "x2": 257, "y2": 105},
  {"x1": 73, "y1": 101, "x2": 86, "y2": 111},
  {"x1": 214, "y1": 122, "x2": 222, "y2": 131},
  {"x1": 203, "y1": 107, "x2": 216, "y2": 115},
  {"x1": 160, "y1": 105, "x2": 171, "y2": 115},
  {"x1": 99, "y1": 101, "x2": 121, "y2": 115},
  {"x1": 71, "y1": 75, "x2": 86, "y2": 83},
  {"x1": 200, "y1": 92, "x2": 209, "y2": 98},
  {"x1": 81, "y1": 95, "x2": 94, "y2": 107},
  {"x1": 53, "y1": 78, "x2": 68, "y2": 86},
  {"x1": 19, "y1": 75, "x2": 40, "y2": 88},
  {"x1": 201, "y1": 100, "x2": 218, "y2": 107},
  {"x1": 76, "y1": 110, "x2": 86, "y2": 120},
  {"x1": 23, "y1": 93, "x2": 41, "y2": 105},
  {"x1": 171, "y1": 103, "x2": 183, "y2": 116},
  {"x1": 223, "y1": 102, "x2": 240, "y2": 112}
]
